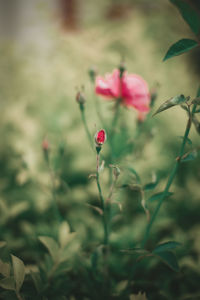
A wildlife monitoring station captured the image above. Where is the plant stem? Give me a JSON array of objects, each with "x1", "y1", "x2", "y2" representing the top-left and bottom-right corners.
[
  {"x1": 96, "y1": 152, "x2": 108, "y2": 245},
  {"x1": 46, "y1": 158, "x2": 62, "y2": 222},
  {"x1": 80, "y1": 104, "x2": 94, "y2": 150},
  {"x1": 141, "y1": 105, "x2": 196, "y2": 248}
]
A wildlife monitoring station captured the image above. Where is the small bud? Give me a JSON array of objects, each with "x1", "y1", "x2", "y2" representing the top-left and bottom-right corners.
[
  {"x1": 95, "y1": 129, "x2": 107, "y2": 147},
  {"x1": 42, "y1": 138, "x2": 50, "y2": 162},
  {"x1": 42, "y1": 138, "x2": 49, "y2": 151},
  {"x1": 118, "y1": 60, "x2": 126, "y2": 78},
  {"x1": 88, "y1": 66, "x2": 97, "y2": 83},
  {"x1": 110, "y1": 164, "x2": 120, "y2": 179},
  {"x1": 76, "y1": 91, "x2": 85, "y2": 105}
]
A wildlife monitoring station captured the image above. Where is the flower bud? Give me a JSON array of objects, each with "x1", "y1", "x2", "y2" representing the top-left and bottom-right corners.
[
  {"x1": 42, "y1": 138, "x2": 49, "y2": 151},
  {"x1": 42, "y1": 138, "x2": 50, "y2": 162},
  {"x1": 76, "y1": 91, "x2": 85, "y2": 105},
  {"x1": 88, "y1": 66, "x2": 97, "y2": 83},
  {"x1": 118, "y1": 61, "x2": 126, "y2": 78},
  {"x1": 95, "y1": 129, "x2": 107, "y2": 146}
]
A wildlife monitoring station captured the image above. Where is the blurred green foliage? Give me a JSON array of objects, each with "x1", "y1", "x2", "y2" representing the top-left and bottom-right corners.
[{"x1": 0, "y1": 0, "x2": 200, "y2": 299}]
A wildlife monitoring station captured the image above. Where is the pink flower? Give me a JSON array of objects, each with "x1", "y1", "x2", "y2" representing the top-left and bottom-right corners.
[
  {"x1": 95, "y1": 69, "x2": 150, "y2": 112},
  {"x1": 95, "y1": 129, "x2": 107, "y2": 146}
]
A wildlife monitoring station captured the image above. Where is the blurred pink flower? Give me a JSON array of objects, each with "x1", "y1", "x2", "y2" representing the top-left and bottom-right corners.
[{"x1": 95, "y1": 69, "x2": 150, "y2": 112}]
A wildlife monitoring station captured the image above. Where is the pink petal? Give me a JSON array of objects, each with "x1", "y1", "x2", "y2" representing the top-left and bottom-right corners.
[
  {"x1": 95, "y1": 69, "x2": 121, "y2": 99},
  {"x1": 122, "y1": 73, "x2": 150, "y2": 112}
]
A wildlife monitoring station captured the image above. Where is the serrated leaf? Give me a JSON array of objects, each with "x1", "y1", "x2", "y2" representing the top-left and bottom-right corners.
[
  {"x1": 147, "y1": 191, "x2": 173, "y2": 204},
  {"x1": 153, "y1": 94, "x2": 187, "y2": 116},
  {"x1": 153, "y1": 241, "x2": 181, "y2": 253},
  {"x1": 11, "y1": 255, "x2": 25, "y2": 292},
  {"x1": 59, "y1": 221, "x2": 70, "y2": 248},
  {"x1": 163, "y1": 39, "x2": 198, "y2": 61},
  {"x1": 170, "y1": 0, "x2": 200, "y2": 35},
  {"x1": 38, "y1": 236, "x2": 59, "y2": 262},
  {"x1": 154, "y1": 250, "x2": 179, "y2": 272},
  {"x1": 0, "y1": 277, "x2": 15, "y2": 291},
  {"x1": 181, "y1": 150, "x2": 198, "y2": 162},
  {"x1": 0, "y1": 259, "x2": 10, "y2": 277}
]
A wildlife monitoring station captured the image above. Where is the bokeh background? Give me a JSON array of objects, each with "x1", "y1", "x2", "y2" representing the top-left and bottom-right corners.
[{"x1": 0, "y1": 1, "x2": 200, "y2": 299}]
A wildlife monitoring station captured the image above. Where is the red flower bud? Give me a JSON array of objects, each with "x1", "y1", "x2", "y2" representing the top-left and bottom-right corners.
[{"x1": 95, "y1": 129, "x2": 106, "y2": 146}]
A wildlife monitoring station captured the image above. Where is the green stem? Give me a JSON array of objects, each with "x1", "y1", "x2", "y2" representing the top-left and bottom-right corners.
[
  {"x1": 47, "y1": 159, "x2": 62, "y2": 222},
  {"x1": 141, "y1": 105, "x2": 196, "y2": 248},
  {"x1": 80, "y1": 104, "x2": 94, "y2": 150},
  {"x1": 96, "y1": 152, "x2": 108, "y2": 245}
]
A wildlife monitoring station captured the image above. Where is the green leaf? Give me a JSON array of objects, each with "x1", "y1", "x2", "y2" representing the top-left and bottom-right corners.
[
  {"x1": 170, "y1": 0, "x2": 200, "y2": 35},
  {"x1": 163, "y1": 39, "x2": 198, "y2": 61},
  {"x1": 192, "y1": 97, "x2": 200, "y2": 105},
  {"x1": 59, "y1": 221, "x2": 70, "y2": 248},
  {"x1": 127, "y1": 167, "x2": 141, "y2": 184},
  {"x1": 154, "y1": 250, "x2": 179, "y2": 272},
  {"x1": 0, "y1": 259, "x2": 10, "y2": 277},
  {"x1": 30, "y1": 271, "x2": 41, "y2": 293},
  {"x1": 0, "y1": 241, "x2": 6, "y2": 248},
  {"x1": 153, "y1": 94, "x2": 187, "y2": 116},
  {"x1": 181, "y1": 150, "x2": 198, "y2": 162},
  {"x1": 153, "y1": 241, "x2": 181, "y2": 253},
  {"x1": 11, "y1": 255, "x2": 25, "y2": 292},
  {"x1": 196, "y1": 86, "x2": 200, "y2": 97},
  {"x1": 0, "y1": 277, "x2": 15, "y2": 291},
  {"x1": 143, "y1": 181, "x2": 159, "y2": 191},
  {"x1": 147, "y1": 191, "x2": 173, "y2": 204},
  {"x1": 39, "y1": 236, "x2": 59, "y2": 262},
  {"x1": 121, "y1": 248, "x2": 149, "y2": 255}
]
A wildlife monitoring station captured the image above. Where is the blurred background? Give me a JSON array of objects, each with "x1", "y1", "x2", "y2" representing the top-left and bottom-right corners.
[{"x1": 0, "y1": 0, "x2": 200, "y2": 299}]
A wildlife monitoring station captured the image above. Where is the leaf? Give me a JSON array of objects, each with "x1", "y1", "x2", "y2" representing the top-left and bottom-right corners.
[
  {"x1": 181, "y1": 150, "x2": 198, "y2": 162},
  {"x1": 143, "y1": 181, "x2": 159, "y2": 191},
  {"x1": 196, "y1": 86, "x2": 200, "y2": 97},
  {"x1": 153, "y1": 94, "x2": 187, "y2": 116},
  {"x1": 192, "y1": 97, "x2": 200, "y2": 105},
  {"x1": 130, "y1": 292, "x2": 148, "y2": 300},
  {"x1": 11, "y1": 255, "x2": 25, "y2": 292},
  {"x1": 38, "y1": 236, "x2": 59, "y2": 262},
  {"x1": 0, "y1": 241, "x2": 6, "y2": 248},
  {"x1": 0, "y1": 259, "x2": 10, "y2": 277},
  {"x1": 59, "y1": 221, "x2": 70, "y2": 248},
  {"x1": 127, "y1": 167, "x2": 141, "y2": 184},
  {"x1": 0, "y1": 277, "x2": 15, "y2": 291},
  {"x1": 120, "y1": 248, "x2": 149, "y2": 255},
  {"x1": 170, "y1": 0, "x2": 200, "y2": 35},
  {"x1": 163, "y1": 39, "x2": 198, "y2": 61},
  {"x1": 147, "y1": 192, "x2": 173, "y2": 204},
  {"x1": 153, "y1": 241, "x2": 181, "y2": 253},
  {"x1": 154, "y1": 250, "x2": 179, "y2": 272},
  {"x1": 30, "y1": 271, "x2": 41, "y2": 292}
]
